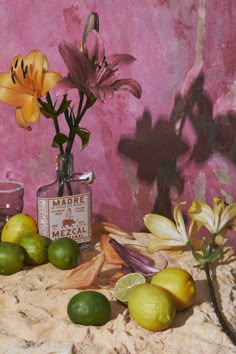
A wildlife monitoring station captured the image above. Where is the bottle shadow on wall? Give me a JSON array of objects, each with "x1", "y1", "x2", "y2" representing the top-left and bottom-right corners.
[{"x1": 118, "y1": 73, "x2": 236, "y2": 221}]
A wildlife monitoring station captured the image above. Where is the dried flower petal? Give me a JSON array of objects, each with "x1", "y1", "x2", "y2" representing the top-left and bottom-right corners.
[
  {"x1": 92, "y1": 222, "x2": 135, "y2": 239},
  {"x1": 96, "y1": 270, "x2": 125, "y2": 289},
  {"x1": 100, "y1": 234, "x2": 125, "y2": 265},
  {"x1": 49, "y1": 253, "x2": 105, "y2": 290}
]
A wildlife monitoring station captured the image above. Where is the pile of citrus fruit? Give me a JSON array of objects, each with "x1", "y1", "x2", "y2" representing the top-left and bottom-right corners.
[
  {"x1": 0, "y1": 212, "x2": 112, "y2": 326},
  {"x1": 114, "y1": 267, "x2": 196, "y2": 331},
  {"x1": 66, "y1": 266, "x2": 196, "y2": 330},
  {"x1": 0, "y1": 212, "x2": 196, "y2": 331},
  {"x1": 0, "y1": 213, "x2": 80, "y2": 274}
]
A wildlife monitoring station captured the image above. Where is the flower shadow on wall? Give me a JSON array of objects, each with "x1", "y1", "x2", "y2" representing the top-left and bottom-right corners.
[
  {"x1": 118, "y1": 73, "x2": 236, "y2": 220},
  {"x1": 118, "y1": 110, "x2": 188, "y2": 219}
]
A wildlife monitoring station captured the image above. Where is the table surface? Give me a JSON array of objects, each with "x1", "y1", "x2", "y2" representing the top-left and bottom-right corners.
[{"x1": 0, "y1": 230, "x2": 235, "y2": 354}]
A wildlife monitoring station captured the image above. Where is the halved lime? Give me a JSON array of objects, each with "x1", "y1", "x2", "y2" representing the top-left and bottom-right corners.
[{"x1": 114, "y1": 272, "x2": 146, "y2": 303}]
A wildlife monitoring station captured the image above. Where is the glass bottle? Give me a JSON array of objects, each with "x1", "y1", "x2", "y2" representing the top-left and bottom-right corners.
[{"x1": 37, "y1": 154, "x2": 93, "y2": 250}]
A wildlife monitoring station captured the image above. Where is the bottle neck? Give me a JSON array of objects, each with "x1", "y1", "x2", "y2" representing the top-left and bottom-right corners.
[{"x1": 56, "y1": 154, "x2": 74, "y2": 179}]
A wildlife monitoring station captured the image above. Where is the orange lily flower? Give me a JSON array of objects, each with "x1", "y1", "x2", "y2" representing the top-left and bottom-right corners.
[{"x1": 0, "y1": 50, "x2": 62, "y2": 129}]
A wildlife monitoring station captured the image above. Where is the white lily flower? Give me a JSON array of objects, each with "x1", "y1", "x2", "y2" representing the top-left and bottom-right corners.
[
  {"x1": 144, "y1": 202, "x2": 197, "y2": 252},
  {"x1": 188, "y1": 197, "x2": 236, "y2": 235}
]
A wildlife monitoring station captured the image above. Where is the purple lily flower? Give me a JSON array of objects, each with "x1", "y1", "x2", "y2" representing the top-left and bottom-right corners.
[{"x1": 56, "y1": 30, "x2": 142, "y2": 102}]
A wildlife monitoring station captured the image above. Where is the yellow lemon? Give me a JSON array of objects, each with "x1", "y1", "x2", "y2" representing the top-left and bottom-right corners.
[
  {"x1": 128, "y1": 283, "x2": 176, "y2": 331},
  {"x1": 1, "y1": 213, "x2": 38, "y2": 244},
  {"x1": 151, "y1": 267, "x2": 196, "y2": 311}
]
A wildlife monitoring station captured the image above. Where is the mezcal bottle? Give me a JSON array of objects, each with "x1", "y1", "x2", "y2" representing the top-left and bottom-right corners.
[{"x1": 37, "y1": 154, "x2": 93, "y2": 250}]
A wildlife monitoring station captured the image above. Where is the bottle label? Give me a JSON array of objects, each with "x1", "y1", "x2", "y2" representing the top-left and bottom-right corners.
[{"x1": 37, "y1": 192, "x2": 92, "y2": 244}]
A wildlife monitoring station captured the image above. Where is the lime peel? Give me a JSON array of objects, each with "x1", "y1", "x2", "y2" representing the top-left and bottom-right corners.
[{"x1": 114, "y1": 272, "x2": 146, "y2": 303}]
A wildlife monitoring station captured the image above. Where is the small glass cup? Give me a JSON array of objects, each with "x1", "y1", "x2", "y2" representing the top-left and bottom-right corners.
[{"x1": 0, "y1": 180, "x2": 24, "y2": 234}]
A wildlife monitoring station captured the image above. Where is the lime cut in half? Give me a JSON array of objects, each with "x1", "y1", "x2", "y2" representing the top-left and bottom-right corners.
[{"x1": 114, "y1": 272, "x2": 146, "y2": 303}]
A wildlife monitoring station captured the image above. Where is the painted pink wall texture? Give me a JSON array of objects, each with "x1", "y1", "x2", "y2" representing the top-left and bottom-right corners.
[{"x1": 0, "y1": 0, "x2": 235, "y2": 234}]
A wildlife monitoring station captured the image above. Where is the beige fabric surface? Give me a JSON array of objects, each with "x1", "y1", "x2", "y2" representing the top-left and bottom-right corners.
[{"x1": 0, "y1": 231, "x2": 235, "y2": 354}]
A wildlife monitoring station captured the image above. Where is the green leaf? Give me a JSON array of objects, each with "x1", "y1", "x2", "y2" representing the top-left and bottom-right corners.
[
  {"x1": 56, "y1": 95, "x2": 72, "y2": 115},
  {"x1": 40, "y1": 104, "x2": 57, "y2": 119},
  {"x1": 208, "y1": 248, "x2": 222, "y2": 264},
  {"x1": 192, "y1": 250, "x2": 206, "y2": 265},
  {"x1": 84, "y1": 96, "x2": 97, "y2": 109},
  {"x1": 51, "y1": 133, "x2": 68, "y2": 148},
  {"x1": 73, "y1": 127, "x2": 91, "y2": 150}
]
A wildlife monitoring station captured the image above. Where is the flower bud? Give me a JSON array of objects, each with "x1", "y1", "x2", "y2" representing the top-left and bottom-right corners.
[
  {"x1": 82, "y1": 12, "x2": 99, "y2": 48},
  {"x1": 43, "y1": 55, "x2": 49, "y2": 72}
]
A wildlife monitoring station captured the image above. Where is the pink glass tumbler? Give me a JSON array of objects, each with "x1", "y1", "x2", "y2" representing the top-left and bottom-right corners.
[{"x1": 0, "y1": 180, "x2": 24, "y2": 234}]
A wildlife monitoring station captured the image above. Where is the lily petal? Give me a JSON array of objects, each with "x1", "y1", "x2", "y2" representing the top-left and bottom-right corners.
[
  {"x1": 147, "y1": 237, "x2": 186, "y2": 252},
  {"x1": 55, "y1": 76, "x2": 76, "y2": 96},
  {"x1": 41, "y1": 72, "x2": 62, "y2": 96},
  {"x1": 15, "y1": 108, "x2": 31, "y2": 130},
  {"x1": 0, "y1": 73, "x2": 30, "y2": 106},
  {"x1": 212, "y1": 197, "x2": 225, "y2": 232},
  {"x1": 58, "y1": 41, "x2": 92, "y2": 84},
  {"x1": 21, "y1": 94, "x2": 40, "y2": 123},
  {"x1": 188, "y1": 220, "x2": 203, "y2": 250},
  {"x1": 220, "y1": 202, "x2": 236, "y2": 231},
  {"x1": 90, "y1": 85, "x2": 113, "y2": 102},
  {"x1": 24, "y1": 50, "x2": 44, "y2": 91},
  {"x1": 107, "y1": 54, "x2": 137, "y2": 68},
  {"x1": 83, "y1": 29, "x2": 105, "y2": 64},
  {"x1": 111, "y1": 79, "x2": 142, "y2": 98},
  {"x1": 173, "y1": 201, "x2": 189, "y2": 243},
  {"x1": 188, "y1": 200, "x2": 215, "y2": 233},
  {"x1": 144, "y1": 214, "x2": 184, "y2": 242}
]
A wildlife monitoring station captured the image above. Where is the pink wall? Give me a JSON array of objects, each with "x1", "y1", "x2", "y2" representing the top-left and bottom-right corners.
[{"x1": 0, "y1": 0, "x2": 235, "y2": 233}]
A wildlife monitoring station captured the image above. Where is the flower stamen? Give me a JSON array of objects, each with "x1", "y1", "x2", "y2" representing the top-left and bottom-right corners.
[
  {"x1": 11, "y1": 73, "x2": 16, "y2": 84},
  {"x1": 23, "y1": 65, "x2": 28, "y2": 79}
]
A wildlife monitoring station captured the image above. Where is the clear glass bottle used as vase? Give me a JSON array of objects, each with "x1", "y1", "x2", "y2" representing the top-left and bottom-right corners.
[{"x1": 37, "y1": 154, "x2": 94, "y2": 250}]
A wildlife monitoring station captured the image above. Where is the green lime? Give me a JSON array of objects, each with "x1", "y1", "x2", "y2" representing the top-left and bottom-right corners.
[
  {"x1": 1, "y1": 213, "x2": 38, "y2": 244},
  {"x1": 67, "y1": 290, "x2": 111, "y2": 326},
  {"x1": 48, "y1": 237, "x2": 80, "y2": 270},
  {"x1": 128, "y1": 283, "x2": 176, "y2": 331},
  {"x1": 114, "y1": 272, "x2": 146, "y2": 303},
  {"x1": 0, "y1": 242, "x2": 25, "y2": 275},
  {"x1": 17, "y1": 233, "x2": 50, "y2": 266}
]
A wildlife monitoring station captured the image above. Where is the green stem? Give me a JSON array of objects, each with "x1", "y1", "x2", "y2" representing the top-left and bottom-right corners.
[
  {"x1": 65, "y1": 98, "x2": 90, "y2": 155},
  {"x1": 77, "y1": 91, "x2": 84, "y2": 119},
  {"x1": 57, "y1": 155, "x2": 73, "y2": 197},
  {"x1": 57, "y1": 176, "x2": 64, "y2": 197},
  {"x1": 208, "y1": 233, "x2": 217, "y2": 254},
  {"x1": 53, "y1": 117, "x2": 64, "y2": 155},
  {"x1": 53, "y1": 115, "x2": 74, "y2": 197},
  {"x1": 204, "y1": 263, "x2": 236, "y2": 345}
]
